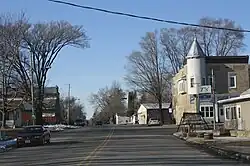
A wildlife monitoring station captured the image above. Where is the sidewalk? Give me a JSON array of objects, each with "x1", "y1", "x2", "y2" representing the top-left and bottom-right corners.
[{"x1": 173, "y1": 132, "x2": 250, "y2": 163}]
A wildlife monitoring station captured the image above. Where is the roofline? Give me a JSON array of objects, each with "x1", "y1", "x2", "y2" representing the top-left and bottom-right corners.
[
  {"x1": 140, "y1": 103, "x2": 171, "y2": 109},
  {"x1": 141, "y1": 102, "x2": 171, "y2": 105},
  {"x1": 217, "y1": 94, "x2": 250, "y2": 104},
  {"x1": 205, "y1": 55, "x2": 249, "y2": 64}
]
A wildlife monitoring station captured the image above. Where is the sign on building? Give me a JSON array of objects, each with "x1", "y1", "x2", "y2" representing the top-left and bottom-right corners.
[
  {"x1": 199, "y1": 85, "x2": 212, "y2": 94},
  {"x1": 190, "y1": 94, "x2": 213, "y2": 104},
  {"x1": 6, "y1": 120, "x2": 15, "y2": 128}
]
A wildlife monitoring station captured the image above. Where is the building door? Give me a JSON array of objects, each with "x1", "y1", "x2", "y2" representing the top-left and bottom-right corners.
[
  {"x1": 138, "y1": 114, "x2": 145, "y2": 124},
  {"x1": 236, "y1": 105, "x2": 243, "y2": 130},
  {"x1": 218, "y1": 107, "x2": 225, "y2": 123}
]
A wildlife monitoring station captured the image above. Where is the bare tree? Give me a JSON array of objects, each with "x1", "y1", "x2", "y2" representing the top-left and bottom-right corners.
[
  {"x1": 160, "y1": 27, "x2": 194, "y2": 75},
  {"x1": 127, "y1": 91, "x2": 138, "y2": 117},
  {"x1": 89, "y1": 81, "x2": 126, "y2": 122},
  {"x1": 160, "y1": 17, "x2": 245, "y2": 74},
  {"x1": 60, "y1": 96, "x2": 86, "y2": 124},
  {"x1": 19, "y1": 20, "x2": 90, "y2": 125},
  {"x1": 197, "y1": 17, "x2": 245, "y2": 56},
  {"x1": 0, "y1": 13, "x2": 29, "y2": 127},
  {"x1": 125, "y1": 31, "x2": 171, "y2": 124}
]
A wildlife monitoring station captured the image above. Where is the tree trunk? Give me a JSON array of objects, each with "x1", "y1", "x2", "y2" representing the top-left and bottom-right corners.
[
  {"x1": 3, "y1": 111, "x2": 7, "y2": 128},
  {"x1": 35, "y1": 86, "x2": 44, "y2": 125},
  {"x1": 158, "y1": 100, "x2": 164, "y2": 125},
  {"x1": 35, "y1": 102, "x2": 43, "y2": 125}
]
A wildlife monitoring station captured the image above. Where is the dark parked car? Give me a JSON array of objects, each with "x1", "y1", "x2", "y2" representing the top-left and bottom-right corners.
[
  {"x1": 95, "y1": 121, "x2": 103, "y2": 126},
  {"x1": 16, "y1": 125, "x2": 51, "y2": 147},
  {"x1": 74, "y1": 119, "x2": 85, "y2": 126},
  {"x1": 148, "y1": 118, "x2": 161, "y2": 126}
]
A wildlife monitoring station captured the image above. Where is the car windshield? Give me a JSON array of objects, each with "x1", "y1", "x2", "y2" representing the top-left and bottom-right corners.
[
  {"x1": 22, "y1": 127, "x2": 43, "y2": 133},
  {"x1": 75, "y1": 119, "x2": 83, "y2": 123}
]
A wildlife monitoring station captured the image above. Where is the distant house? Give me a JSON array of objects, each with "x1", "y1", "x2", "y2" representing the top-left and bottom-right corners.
[
  {"x1": 218, "y1": 88, "x2": 250, "y2": 132},
  {"x1": 137, "y1": 103, "x2": 172, "y2": 125},
  {"x1": 0, "y1": 86, "x2": 61, "y2": 127},
  {"x1": 115, "y1": 113, "x2": 131, "y2": 125}
]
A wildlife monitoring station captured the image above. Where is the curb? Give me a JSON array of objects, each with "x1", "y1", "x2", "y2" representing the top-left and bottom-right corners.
[{"x1": 173, "y1": 133, "x2": 250, "y2": 163}]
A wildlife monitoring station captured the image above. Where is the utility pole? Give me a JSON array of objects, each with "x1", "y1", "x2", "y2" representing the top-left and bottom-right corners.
[
  {"x1": 1, "y1": 53, "x2": 6, "y2": 129},
  {"x1": 67, "y1": 84, "x2": 71, "y2": 125},
  {"x1": 195, "y1": 94, "x2": 200, "y2": 113},
  {"x1": 211, "y1": 69, "x2": 216, "y2": 130},
  {"x1": 30, "y1": 53, "x2": 35, "y2": 125}
]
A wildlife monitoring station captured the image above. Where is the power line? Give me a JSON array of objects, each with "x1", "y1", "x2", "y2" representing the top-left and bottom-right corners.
[{"x1": 48, "y1": 0, "x2": 250, "y2": 33}]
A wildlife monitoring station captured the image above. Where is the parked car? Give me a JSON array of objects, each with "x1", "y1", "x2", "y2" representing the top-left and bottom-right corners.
[
  {"x1": 74, "y1": 119, "x2": 85, "y2": 126},
  {"x1": 0, "y1": 136, "x2": 17, "y2": 151},
  {"x1": 95, "y1": 121, "x2": 103, "y2": 126},
  {"x1": 148, "y1": 118, "x2": 161, "y2": 126},
  {"x1": 16, "y1": 125, "x2": 51, "y2": 147}
]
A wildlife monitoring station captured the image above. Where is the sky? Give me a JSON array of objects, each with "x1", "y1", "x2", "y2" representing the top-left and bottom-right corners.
[{"x1": 1, "y1": 0, "x2": 250, "y2": 118}]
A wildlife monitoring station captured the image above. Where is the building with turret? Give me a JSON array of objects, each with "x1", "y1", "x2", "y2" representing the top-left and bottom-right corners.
[{"x1": 172, "y1": 38, "x2": 250, "y2": 125}]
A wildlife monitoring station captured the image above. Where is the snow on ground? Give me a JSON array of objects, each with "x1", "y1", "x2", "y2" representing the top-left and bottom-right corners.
[{"x1": 43, "y1": 124, "x2": 80, "y2": 132}]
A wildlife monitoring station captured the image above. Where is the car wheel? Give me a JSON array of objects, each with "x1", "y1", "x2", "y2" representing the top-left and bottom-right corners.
[
  {"x1": 41, "y1": 137, "x2": 45, "y2": 145},
  {"x1": 16, "y1": 143, "x2": 21, "y2": 148},
  {"x1": 47, "y1": 138, "x2": 51, "y2": 144}
]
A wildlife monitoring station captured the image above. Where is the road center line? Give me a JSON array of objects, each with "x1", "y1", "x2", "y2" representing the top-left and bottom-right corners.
[
  {"x1": 77, "y1": 127, "x2": 114, "y2": 166},
  {"x1": 85, "y1": 128, "x2": 114, "y2": 165}
]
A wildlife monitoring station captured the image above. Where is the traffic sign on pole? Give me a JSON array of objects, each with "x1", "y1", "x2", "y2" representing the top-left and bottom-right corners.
[{"x1": 199, "y1": 85, "x2": 212, "y2": 94}]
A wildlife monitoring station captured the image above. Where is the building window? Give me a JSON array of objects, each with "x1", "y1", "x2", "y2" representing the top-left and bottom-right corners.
[
  {"x1": 220, "y1": 108, "x2": 224, "y2": 116},
  {"x1": 178, "y1": 79, "x2": 186, "y2": 94},
  {"x1": 209, "y1": 106, "x2": 214, "y2": 117},
  {"x1": 190, "y1": 78, "x2": 194, "y2": 88},
  {"x1": 200, "y1": 106, "x2": 204, "y2": 117},
  {"x1": 202, "y1": 77, "x2": 206, "y2": 86},
  {"x1": 225, "y1": 107, "x2": 230, "y2": 119},
  {"x1": 205, "y1": 107, "x2": 210, "y2": 117},
  {"x1": 225, "y1": 106, "x2": 238, "y2": 120},
  {"x1": 231, "y1": 106, "x2": 237, "y2": 119},
  {"x1": 228, "y1": 73, "x2": 237, "y2": 89},
  {"x1": 238, "y1": 107, "x2": 241, "y2": 118},
  {"x1": 200, "y1": 106, "x2": 213, "y2": 118}
]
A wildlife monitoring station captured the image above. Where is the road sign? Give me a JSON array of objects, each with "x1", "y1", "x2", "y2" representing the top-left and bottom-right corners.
[{"x1": 199, "y1": 85, "x2": 212, "y2": 94}]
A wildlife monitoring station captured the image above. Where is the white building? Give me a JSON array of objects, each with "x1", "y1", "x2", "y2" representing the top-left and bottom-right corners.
[
  {"x1": 115, "y1": 113, "x2": 131, "y2": 125},
  {"x1": 137, "y1": 103, "x2": 172, "y2": 125},
  {"x1": 186, "y1": 38, "x2": 206, "y2": 95}
]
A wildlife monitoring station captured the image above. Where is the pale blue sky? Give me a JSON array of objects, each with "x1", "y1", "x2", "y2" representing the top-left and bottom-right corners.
[{"x1": 1, "y1": 0, "x2": 250, "y2": 118}]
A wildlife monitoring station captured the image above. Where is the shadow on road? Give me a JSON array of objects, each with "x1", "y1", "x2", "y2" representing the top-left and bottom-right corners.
[
  {"x1": 48, "y1": 140, "x2": 82, "y2": 146},
  {"x1": 17, "y1": 140, "x2": 83, "y2": 149}
]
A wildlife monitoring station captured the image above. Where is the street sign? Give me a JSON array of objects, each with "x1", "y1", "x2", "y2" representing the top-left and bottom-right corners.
[{"x1": 199, "y1": 85, "x2": 212, "y2": 94}]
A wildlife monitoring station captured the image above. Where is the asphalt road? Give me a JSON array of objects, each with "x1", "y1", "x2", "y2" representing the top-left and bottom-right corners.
[{"x1": 0, "y1": 125, "x2": 248, "y2": 166}]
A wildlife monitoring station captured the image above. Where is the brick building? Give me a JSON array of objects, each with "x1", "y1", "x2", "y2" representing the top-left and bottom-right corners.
[{"x1": 0, "y1": 86, "x2": 61, "y2": 127}]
